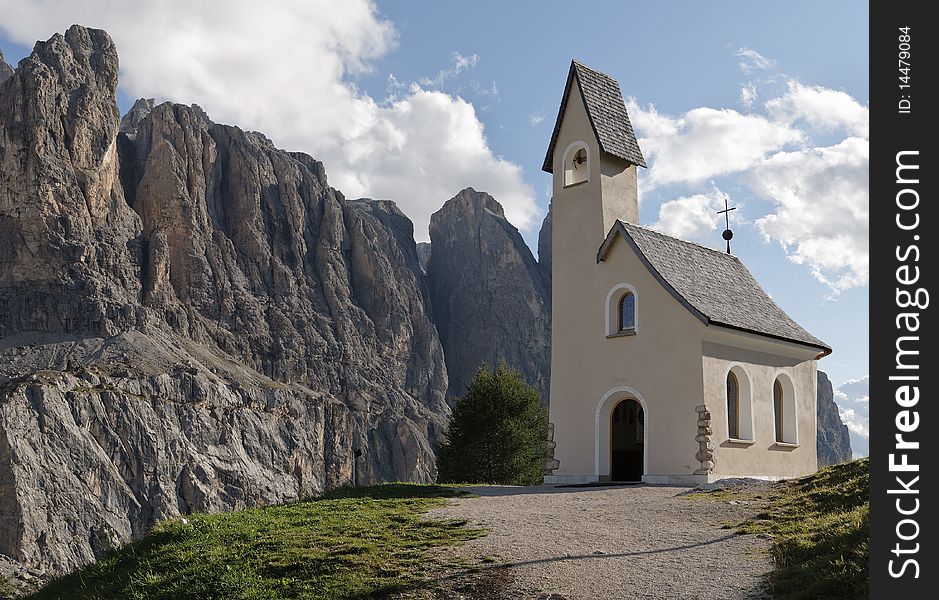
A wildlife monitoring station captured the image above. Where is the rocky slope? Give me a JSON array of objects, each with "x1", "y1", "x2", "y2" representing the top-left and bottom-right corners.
[
  {"x1": 426, "y1": 188, "x2": 551, "y2": 402},
  {"x1": 0, "y1": 26, "x2": 448, "y2": 577},
  {"x1": 816, "y1": 371, "x2": 853, "y2": 466}
]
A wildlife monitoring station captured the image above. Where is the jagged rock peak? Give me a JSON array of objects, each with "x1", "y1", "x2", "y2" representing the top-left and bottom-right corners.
[
  {"x1": 119, "y1": 97, "x2": 154, "y2": 136},
  {"x1": 538, "y1": 202, "x2": 552, "y2": 275},
  {"x1": 0, "y1": 50, "x2": 13, "y2": 83},
  {"x1": 32, "y1": 25, "x2": 119, "y2": 94},
  {"x1": 0, "y1": 24, "x2": 140, "y2": 338},
  {"x1": 120, "y1": 98, "x2": 215, "y2": 140},
  {"x1": 449, "y1": 186, "x2": 506, "y2": 219},
  {"x1": 427, "y1": 188, "x2": 551, "y2": 402},
  {"x1": 816, "y1": 370, "x2": 853, "y2": 466}
]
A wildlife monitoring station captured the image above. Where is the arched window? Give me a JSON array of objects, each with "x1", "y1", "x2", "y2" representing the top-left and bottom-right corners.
[
  {"x1": 773, "y1": 380, "x2": 785, "y2": 442},
  {"x1": 727, "y1": 371, "x2": 739, "y2": 439},
  {"x1": 773, "y1": 375, "x2": 797, "y2": 444},
  {"x1": 605, "y1": 283, "x2": 638, "y2": 337},
  {"x1": 563, "y1": 142, "x2": 589, "y2": 187},
  {"x1": 618, "y1": 293, "x2": 636, "y2": 332},
  {"x1": 725, "y1": 366, "x2": 753, "y2": 441}
]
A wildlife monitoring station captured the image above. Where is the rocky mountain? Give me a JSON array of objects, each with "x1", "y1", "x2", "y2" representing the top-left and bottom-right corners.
[
  {"x1": 0, "y1": 25, "x2": 448, "y2": 576},
  {"x1": 416, "y1": 241, "x2": 432, "y2": 272},
  {"x1": 538, "y1": 203, "x2": 552, "y2": 276},
  {"x1": 816, "y1": 371, "x2": 853, "y2": 466},
  {"x1": 425, "y1": 188, "x2": 551, "y2": 402},
  {"x1": 0, "y1": 52, "x2": 12, "y2": 84}
]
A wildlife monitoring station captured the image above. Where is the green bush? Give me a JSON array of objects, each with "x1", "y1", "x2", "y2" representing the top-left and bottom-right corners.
[{"x1": 436, "y1": 362, "x2": 548, "y2": 485}]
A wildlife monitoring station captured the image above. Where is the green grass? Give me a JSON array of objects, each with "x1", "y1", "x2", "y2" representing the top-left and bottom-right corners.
[
  {"x1": 737, "y1": 458, "x2": 869, "y2": 600},
  {"x1": 29, "y1": 484, "x2": 485, "y2": 600}
]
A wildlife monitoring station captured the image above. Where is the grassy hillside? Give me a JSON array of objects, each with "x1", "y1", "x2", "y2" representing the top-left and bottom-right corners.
[
  {"x1": 29, "y1": 485, "x2": 484, "y2": 600},
  {"x1": 738, "y1": 458, "x2": 869, "y2": 599}
]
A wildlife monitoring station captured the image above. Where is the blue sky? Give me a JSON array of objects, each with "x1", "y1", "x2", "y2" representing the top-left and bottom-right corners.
[
  {"x1": 0, "y1": 1, "x2": 869, "y2": 448},
  {"x1": 365, "y1": 0, "x2": 870, "y2": 384}
]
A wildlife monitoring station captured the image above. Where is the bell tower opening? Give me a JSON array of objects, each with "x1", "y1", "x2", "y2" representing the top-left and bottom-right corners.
[{"x1": 563, "y1": 143, "x2": 589, "y2": 187}]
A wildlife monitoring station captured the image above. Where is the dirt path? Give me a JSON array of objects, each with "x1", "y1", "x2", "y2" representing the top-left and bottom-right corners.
[{"x1": 426, "y1": 484, "x2": 772, "y2": 600}]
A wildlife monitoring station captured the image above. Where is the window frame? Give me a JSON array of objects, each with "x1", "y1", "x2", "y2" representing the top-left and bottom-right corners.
[
  {"x1": 618, "y1": 292, "x2": 636, "y2": 332},
  {"x1": 727, "y1": 371, "x2": 740, "y2": 439},
  {"x1": 724, "y1": 364, "x2": 755, "y2": 444},
  {"x1": 772, "y1": 373, "x2": 799, "y2": 446},
  {"x1": 604, "y1": 283, "x2": 639, "y2": 338}
]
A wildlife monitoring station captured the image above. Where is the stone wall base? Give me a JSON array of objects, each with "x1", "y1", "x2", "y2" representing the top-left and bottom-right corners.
[
  {"x1": 543, "y1": 475, "x2": 600, "y2": 484},
  {"x1": 641, "y1": 474, "x2": 708, "y2": 486},
  {"x1": 543, "y1": 473, "x2": 791, "y2": 486}
]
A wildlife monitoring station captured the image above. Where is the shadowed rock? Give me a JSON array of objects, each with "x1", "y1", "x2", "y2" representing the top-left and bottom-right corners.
[
  {"x1": 816, "y1": 370, "x2": 852, "y2": 466},
  {"x1": 0, "y1": 52, "x2": 13, "y2": 84},
  {"x1": 426, "y1": 188, "x2": 551, "y2": 402}
]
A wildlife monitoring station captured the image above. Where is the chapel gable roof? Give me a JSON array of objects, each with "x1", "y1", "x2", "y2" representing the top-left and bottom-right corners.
[
  {"x1": 598, "y1": 221, "x2": 831, "y2": 354},
  {"x1": 542, "y1": 60, "x2": 647, "y2": 173}
]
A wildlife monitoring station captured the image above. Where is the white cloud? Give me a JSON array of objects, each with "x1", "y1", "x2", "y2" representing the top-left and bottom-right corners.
[
  {"x1": 838, "y1": 376, "x2": 870, "y2": 401},
  {"x1": 474, "y1": 80, "x2": 500, "y2": 101},
  {"x1": 837, "y1": 406, "x2": 869, "y2": 438},
  {"x1": 0, "y1": 0, "x2": 538, "y2": 240},
  {"x1": 652, "y1": 187, "x2": 729, "y2": 243},
  {"x1": 419, "y1": 51, "x2": 479, "y2": 88},
  {"x1": 834, "y1": 376, "x2": 869, "y2": 457},
  {"x1": 337, "y1": 88, "x2": 535, "y2": 235},
  {"x1": 627, "y1": 75, "x2": 868, "y2": 294},
  {"x1": 626, "y1": 99, "x2": 802, "y2": 189},
  {"x1": 767, "y1": 80, "x2": 869, "y2": 139},
  {"x1": 530, "y1": 113, "x2": 546, "y2": 126},
  {"x1": 750, "y1": 137, "x2": 869, "y2": 291},
  {"x1": 735, "y1": 47, "x2": 776, "y2": 73},
  {"x1": 740, "y1": 83, "x2": 758, "y2": 108}
]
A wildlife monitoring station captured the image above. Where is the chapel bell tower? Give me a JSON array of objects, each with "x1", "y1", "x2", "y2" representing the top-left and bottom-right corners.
[
  {"x1": 543, "y1": 60, "x2": 646, "y2": 432},
  {"x1": 542, "y1": 60, "x2": 646, "y2": 245}
]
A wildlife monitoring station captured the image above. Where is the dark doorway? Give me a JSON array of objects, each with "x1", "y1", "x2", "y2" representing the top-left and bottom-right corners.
[{"x1": 610, "y1": 399, "x2": 644, "y2": 482}]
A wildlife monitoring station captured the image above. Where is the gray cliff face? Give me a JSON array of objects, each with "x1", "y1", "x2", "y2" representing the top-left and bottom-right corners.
[
  {"x1": 0, "y1": 26, "x2": 448, "y2": 576},
  {"x1": 0, "y1": 52, "x2": 13, "y2": 84},
  {"x1": 426, "y1": 188, "x2": 551, "y2": 402},
  {"x1": 118, "y1": 97, "x2": 154, "y2": 137},
  {"x1": 816, "y1": 370, "x2": 852, "y2": 466},
  {"x1": 538, "y1": 203, "x2": 552, "y2": 276},
  {"x1": 416, "y1": 241, "x2": 432, "y2": 273}
]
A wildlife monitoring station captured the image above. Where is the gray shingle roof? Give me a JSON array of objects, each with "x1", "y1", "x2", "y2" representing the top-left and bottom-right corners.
[
  {"x1": 598, "y1": 221, "x2": 831, "y2": 354},
  {"x1": 543, "y1": 60, "x2": 646, "y2": 173}
]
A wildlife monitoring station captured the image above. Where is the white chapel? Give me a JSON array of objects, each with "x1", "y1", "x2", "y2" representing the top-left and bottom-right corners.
[{"x1": 543, "y1": 60, "x2": 831, "y2": 485}]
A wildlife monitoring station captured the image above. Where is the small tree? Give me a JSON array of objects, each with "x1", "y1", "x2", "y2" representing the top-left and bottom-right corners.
[{"x1": 436, "y1": 362, "x2": 549, "y2": 485}]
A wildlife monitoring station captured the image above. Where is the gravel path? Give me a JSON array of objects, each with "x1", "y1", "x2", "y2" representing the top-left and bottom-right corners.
[{"x1": 427, "y1": 484, "x2": 772, "y2": 600}]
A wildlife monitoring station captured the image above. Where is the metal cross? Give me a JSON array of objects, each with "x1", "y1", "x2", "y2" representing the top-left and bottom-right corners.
[{"x1": 716, "y1": 197, "x2": 737, "y2": 254}]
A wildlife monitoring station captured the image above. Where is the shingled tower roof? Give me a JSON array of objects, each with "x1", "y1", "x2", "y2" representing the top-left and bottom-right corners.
[
  {"x1": 598, "y1": 221, "x2": 831, "y2": 355},
  {"x1": 542, "y1": 60, "x2": 646, "y2": 172}
]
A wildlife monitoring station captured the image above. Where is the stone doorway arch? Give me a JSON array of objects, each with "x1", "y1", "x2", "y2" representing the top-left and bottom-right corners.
[{"x1": 595, "y1": 386, "x2": 648, "y2": 481}]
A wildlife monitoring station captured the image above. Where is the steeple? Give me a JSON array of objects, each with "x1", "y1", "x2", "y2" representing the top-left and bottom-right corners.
[
  {"x1": 544, "y1": 60, "x2": 646, "y2": 238},
  {"x1": 543, "y1": 60, "x2": 646, "y2": 174}
]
